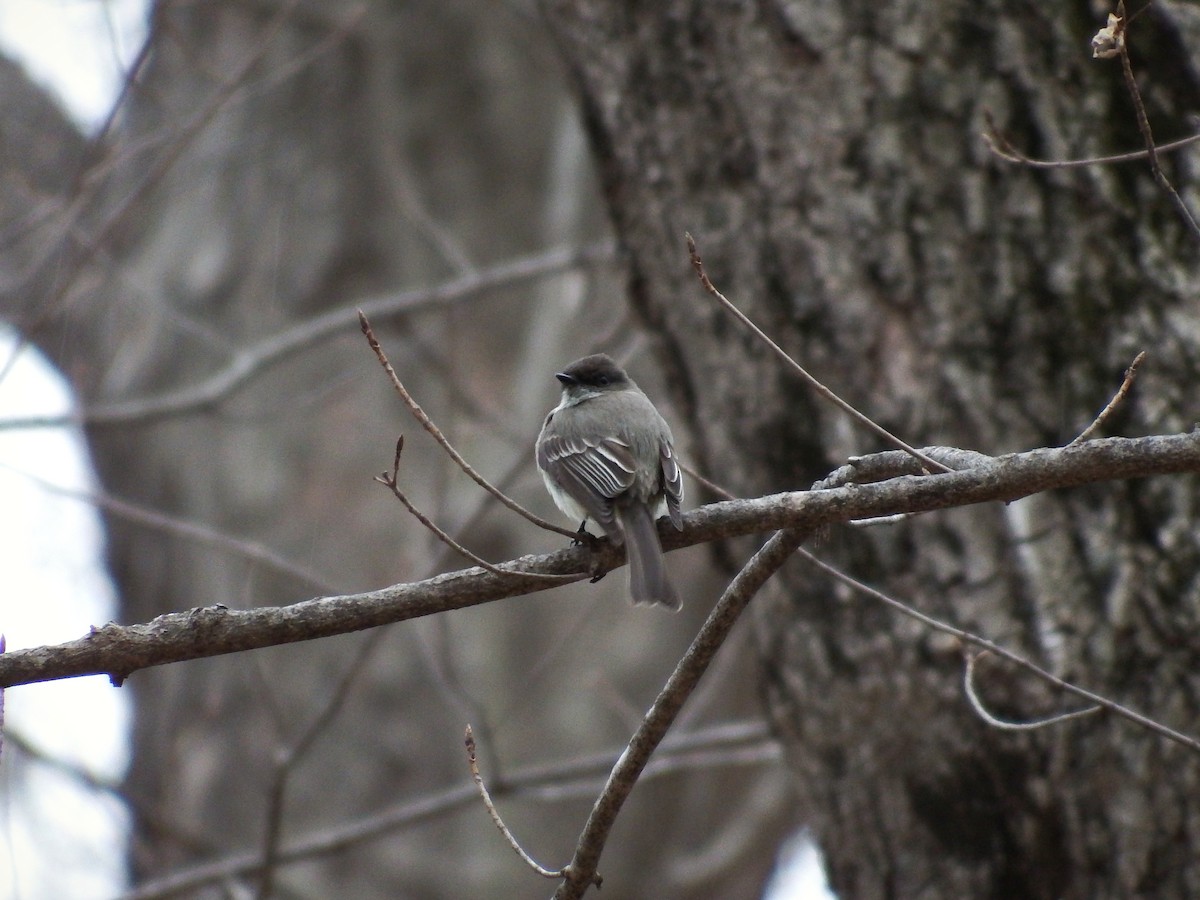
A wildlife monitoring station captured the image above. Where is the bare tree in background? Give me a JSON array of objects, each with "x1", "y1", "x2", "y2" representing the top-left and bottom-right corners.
[
  {"x1": 1, "y1": 2, "x2": 784, "y2": 898},
  {"x1": 2, "y1": 1, "x2": 1200, "y2": 898}
]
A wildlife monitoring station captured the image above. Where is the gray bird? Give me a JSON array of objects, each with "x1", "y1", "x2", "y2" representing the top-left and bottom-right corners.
[{"x1": 536, "y1": 354, "x2": 684, "y2": 609}]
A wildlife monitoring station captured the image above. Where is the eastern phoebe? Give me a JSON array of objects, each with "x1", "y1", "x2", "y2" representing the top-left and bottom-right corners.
[{"x1": 536, "y1": 354, "x2": 684, "y2": 609}]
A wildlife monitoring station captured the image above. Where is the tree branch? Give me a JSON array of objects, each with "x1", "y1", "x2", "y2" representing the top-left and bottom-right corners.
[
  {"x1": 118, "y1": 720, "x2": 778, "y2": 900},
  {"x1": 0, "y1": 242, "x2": 614, "y2": 431},
  {"x1": 686, "y1": 233, "x2": 952, "y2": 474},
  {"x1": 1, "y1": 430, "x2": 1197, "y2": 689},
  {"x1": 553, "y1": 526, "x2": 808, "y2": 898}
]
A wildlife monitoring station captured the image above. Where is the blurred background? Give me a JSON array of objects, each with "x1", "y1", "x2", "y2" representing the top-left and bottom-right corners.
[
  {"x1": 0, "y1": 2, "x2": 810, "y2": 897},
  {"x1": 3, "y1": 1, "x2": 1200, "y2": 898}
]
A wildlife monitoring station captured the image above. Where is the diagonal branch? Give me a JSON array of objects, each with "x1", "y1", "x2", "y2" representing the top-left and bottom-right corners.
[
  {"x1": 466, "y1": 725, "x2": 565, "y2": 880},
  {"x1": 360, "y1": 312, "x2": 578, "y2": 539},
  {"x1": 0, "y1": 242, "x2": 614, "y2": 431},
  {"x1": 798, "y1": 549, "x2": 1200, "y2": 752},
  {"x1": 686, "y1": 233, "x2": 951, "y2": 474},
  {"x1": 374, "y1": 435, "x2": 576, "y2": 578},
  {"x1": 553, "y1": 527, "x2": 808, "y2": 898},
  {"x1": 1068, "y1": 350, "x2": 1145, "y2": 445}
]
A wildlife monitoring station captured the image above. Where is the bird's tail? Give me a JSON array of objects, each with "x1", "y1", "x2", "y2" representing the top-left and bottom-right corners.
[{"x1": 617, "y1": 504, "x2": 681, "y2": 611}]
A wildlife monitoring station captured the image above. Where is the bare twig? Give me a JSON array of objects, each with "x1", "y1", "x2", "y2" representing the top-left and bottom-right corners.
[
  {"x1": 1, "y1": 465, "x2": 335, "y2": 592},
  {"x1": 256, "y1": 627, "x2": 384, "y2": 899},
  {"x1": 982, "y1": 111, "x2": 1200, "y2": 169},
  {"x1": 679, "y1": 458, "x2": 737, "y2": 501},
  {"x1": 375, "y1": 436, "x2": 574, "y2": 580},
  {"x1": 1069, "y1": 350, "x2": 1146, "y2": 445},
  {"x1": 68, "y1": 0, "x2": 158, "y2": 187},
  {"x1": 3, "y1": 725, "x2": 216, "y2": 857},
  {"x1": 987, "y1": 6, "x2": 1200, "y2": 240},
  {"x1": 466, "y1": 725, "x2": 566, "y2": 880},
  {"x1": 0, "y1": 242, "x2": 614, "y2": 431},
  {"x1": 962, "y1": 651, "x2": 1101, "y2": 731},
  {"x1": 381, "y1": 139, "x2": 475, "y2": 276},
  {"x1": 118, "y1": 720, "x2": 778, "y2": 900},
  {"x1": 553, "y1": 527, "x2": 809, "y2": 899},
  {"x1": 798, "y1": 548, "x2": 1200, "y2": 752},
  {"x1": 1107, "y1": 3, "x2": 1200, "y2": 241},
  {"x1": 359, "y1": 310, "x2": 578, "y2": 540},
  {"x1": 685, "y1": 233, "x2": 951, "y2": 474},
  {"x1": 16, "y1": 0, "x2": 310, "y2": 343}
]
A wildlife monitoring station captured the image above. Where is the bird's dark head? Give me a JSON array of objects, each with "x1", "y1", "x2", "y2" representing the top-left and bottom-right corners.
[{"x1": 555, "y1": 354, "x2": 631, "y2": 392}]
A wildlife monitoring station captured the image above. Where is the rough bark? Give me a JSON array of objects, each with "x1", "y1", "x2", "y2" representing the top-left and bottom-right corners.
[{"x1": 541, "y1": 0, "x2": 1200, "y2": 896}]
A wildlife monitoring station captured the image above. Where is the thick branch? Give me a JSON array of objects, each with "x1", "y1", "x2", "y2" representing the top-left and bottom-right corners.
[{"x1": 1, "y1": 431, "x2": 1196, "y2": 688}]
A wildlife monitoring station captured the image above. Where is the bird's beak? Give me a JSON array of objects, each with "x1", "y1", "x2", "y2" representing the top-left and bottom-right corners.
[{"x1": 555, "y1": 372, "x2": 576, "y2": 386}]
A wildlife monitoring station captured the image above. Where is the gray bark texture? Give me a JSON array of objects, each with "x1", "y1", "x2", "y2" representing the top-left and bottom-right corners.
[
  {"x1": 540, "y1": 0, "x2": 1200, "y2": 897},
  {"x1": 2, "y1": 0, "x2": 1200, "y2": 897}
]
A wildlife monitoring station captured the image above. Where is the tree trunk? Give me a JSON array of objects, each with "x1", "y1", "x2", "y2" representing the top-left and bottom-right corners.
[{"x1": 542, "y1": 0, "x2": 1200, "y2": 896}]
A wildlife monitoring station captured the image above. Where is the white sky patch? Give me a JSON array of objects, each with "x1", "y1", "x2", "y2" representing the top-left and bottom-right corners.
[
  {"x1": 0, "y1": 332, "x2": 130, "y2": 898},
  {"x1": 763, "y1": 829, "x2": 836, "y2": 900},
  {"x1": 0, "y1": 4, "x2": 147, "y2": 893},
  {"x1": 0, "y1": 0, "x2": 148, "y2": 129}
]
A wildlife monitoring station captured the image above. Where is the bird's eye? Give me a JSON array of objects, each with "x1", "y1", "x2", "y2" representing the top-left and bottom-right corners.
[{"x1": 596, "y1": 375, "x2": 609, "y2": 385}]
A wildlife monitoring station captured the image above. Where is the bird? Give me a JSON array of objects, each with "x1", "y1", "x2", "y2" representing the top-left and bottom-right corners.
[{"x1": 535, "y1": 354, "x2": 684, "y2": 609}]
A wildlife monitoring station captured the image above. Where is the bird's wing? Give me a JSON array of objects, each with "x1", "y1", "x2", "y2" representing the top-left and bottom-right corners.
[
  {"x1": 660, "y1": 439, "x2": 684, "y2": 530},
  {"x1": 537, "y1": 432, "x2": 637, "y2": 530}
]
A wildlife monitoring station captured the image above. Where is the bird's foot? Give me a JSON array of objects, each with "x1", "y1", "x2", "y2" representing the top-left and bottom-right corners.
[{"x1": 572, "y1": 521, "x2": 599, "y2": 548}]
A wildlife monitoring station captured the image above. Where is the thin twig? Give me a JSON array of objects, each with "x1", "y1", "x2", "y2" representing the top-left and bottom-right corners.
[
  {"x1": 982, "y1": 111, "x2": 1200, "y2": 169},
  {"x1": 0, "y1": 243, "x2": 614, "y2": 431},
  {"x1": 375, "y1": 436, "x2": 574, "y2": 580},
  {"x1": 118, "y1": 721, "x2": 778, "y2": 900},
  {"x1": 359, "y1": 310, "x2": 579, "y2": 539},
  {"x1": 962, "y1": 651, "x2": 1101, "y2": 731},
  {"x1": 1, "y1": 725, "x2": 212, "y2": 851},
  {"x1": 1069, "y1": 350, "x2": 1146, "y2": 445},
  {"x1": 798, "y1": 548, "x2": 1200, "y2": 752},
  {"x1": 553, "y1": 527, "x2": 810, "y2": 899},
  {"x1": 17, "y1": 0, "x2": 309, "y2": 346},
  {"x1": 685, "y1": 233, "x2": 951, "y2": 474},
  {"x1": 1111, "y1": 2, "x2": 1200, "y2": 241},
  {"x1": 466, "y1": 725, "x2": 565, "y2": 880},
  {"x1": 679, "y1": 458, "x2": 736, "y2": 501},
  {"x1": 256, "y1": 627, "x2": 385, "y2": 898},
  {"x1": 382, "y1": 139, "x2": 475, "y2": 276},
  {"x1": 1, "y1": 464, "x2": 335, "y2": 592}
]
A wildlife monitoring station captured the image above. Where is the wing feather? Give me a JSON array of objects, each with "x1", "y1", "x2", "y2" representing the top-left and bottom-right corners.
[
  {"x1": 660, "y1": 440, "x2": 683, "y2": 529},
  {"x1": 538, "y1": 432, "x2": 638, "y2": 530}
]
